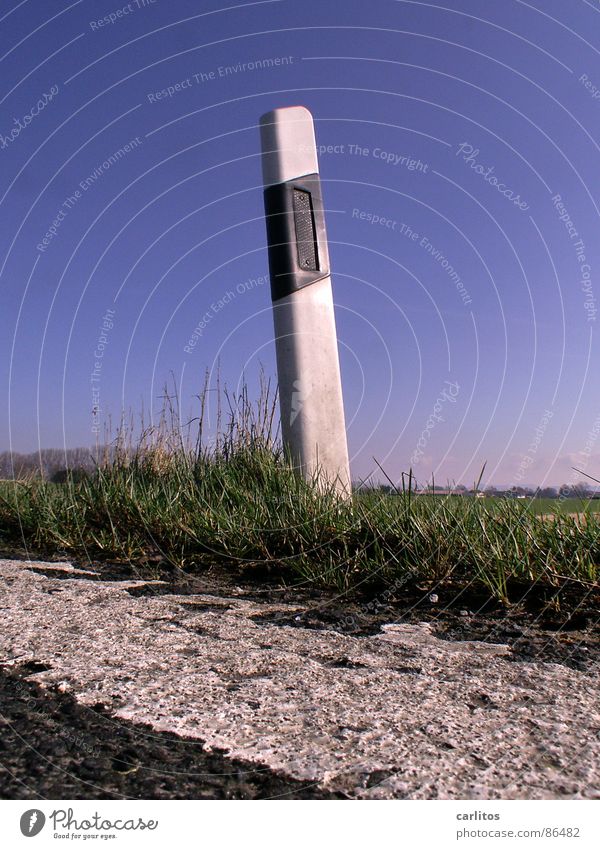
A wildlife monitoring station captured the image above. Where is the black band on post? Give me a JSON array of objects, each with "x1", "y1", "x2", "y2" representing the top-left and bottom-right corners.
[{"x1": 263, "y1": 173, "x2": 331, "y2": 301}]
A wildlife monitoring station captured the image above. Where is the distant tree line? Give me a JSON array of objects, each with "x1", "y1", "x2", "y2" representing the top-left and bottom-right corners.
[
  {"x1": 0, "y1": 448, "x2": 98, "y2": 482},
  {"x1": 361, "y1": 482, "x2": 598, "y2": 498},
  {"x1": 2, "y1": 451, "x2": 597, "y2": 497},
  {"x1": 484, "y1": 484, "x2": 596, "y2": 499}
]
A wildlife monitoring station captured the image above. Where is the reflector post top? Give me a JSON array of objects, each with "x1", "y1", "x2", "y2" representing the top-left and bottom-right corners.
[{"x1": 260, "y1": 106, "x2": 319, "y2": 186}]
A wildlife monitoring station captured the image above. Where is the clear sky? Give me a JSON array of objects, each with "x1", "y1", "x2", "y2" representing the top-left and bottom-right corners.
[{"x1": 1, "y1": 0, "x2": 599, "y2": 488}]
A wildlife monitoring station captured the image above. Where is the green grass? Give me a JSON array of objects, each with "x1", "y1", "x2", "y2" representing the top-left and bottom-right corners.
[
  {"x1": 0, "y1": 386, "x2": 598, "y2": 606},
  {"x1": 511, "y1": 497, "x2": 600, "y2": 516}
]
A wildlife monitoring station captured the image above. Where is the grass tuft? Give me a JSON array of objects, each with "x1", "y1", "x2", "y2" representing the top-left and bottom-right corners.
[{"x1": 0, "y1": 380, "x2": 598, "y2": 605}]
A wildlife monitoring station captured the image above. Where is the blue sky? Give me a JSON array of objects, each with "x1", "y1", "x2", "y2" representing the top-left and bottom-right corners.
[{"x1": 1, "y1": 0, "x2": 599, "y2": 487}]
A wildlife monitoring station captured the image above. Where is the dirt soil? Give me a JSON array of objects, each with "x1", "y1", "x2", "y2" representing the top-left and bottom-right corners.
[{"x1": 63, "y1": 556, "x2": 600, "y2": 672}]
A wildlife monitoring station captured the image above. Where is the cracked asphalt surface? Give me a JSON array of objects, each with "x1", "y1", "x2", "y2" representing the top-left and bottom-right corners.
[{"x1": 0, "y1": 559, "x2": 599, "y2": 799}]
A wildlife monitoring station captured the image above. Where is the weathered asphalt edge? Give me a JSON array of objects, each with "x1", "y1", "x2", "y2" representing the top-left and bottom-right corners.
[{"x1": 1, "y1": 559, "x2": 598, "y2": 799}]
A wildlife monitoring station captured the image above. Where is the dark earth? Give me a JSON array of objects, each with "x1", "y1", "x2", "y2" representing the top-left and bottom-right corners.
[{"x1": 1, "y1": 550, "x2": 598, "y2": 799}]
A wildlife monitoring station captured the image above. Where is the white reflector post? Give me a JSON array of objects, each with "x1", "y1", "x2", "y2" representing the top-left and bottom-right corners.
[{"x1": 260, "y1": 106, "x2": 351, "y2": 496}]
